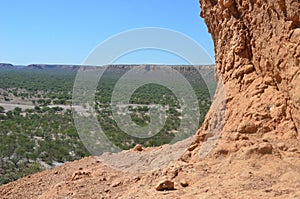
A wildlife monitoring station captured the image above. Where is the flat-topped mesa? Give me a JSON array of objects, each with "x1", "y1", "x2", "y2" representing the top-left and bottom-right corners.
[
  {"x1": 0, "y1": 63, "x2": 14, "y2": 69},
  {"x1": 193, "y1": 0, "x2": 300, "y2": 156}
]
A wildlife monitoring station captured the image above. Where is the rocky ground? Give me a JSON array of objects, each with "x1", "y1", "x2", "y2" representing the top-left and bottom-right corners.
[
  {"x1": 0, "y1": 0, "x2": 299, "y2": 198},
  {"x1": 0, "y1": 139, "x2": 299, "y2": 198}
]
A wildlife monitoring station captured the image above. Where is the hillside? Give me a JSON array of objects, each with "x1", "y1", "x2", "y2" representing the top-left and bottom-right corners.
[{"x1": 0, "y1": 0, "x2": 299, "y2": 198}]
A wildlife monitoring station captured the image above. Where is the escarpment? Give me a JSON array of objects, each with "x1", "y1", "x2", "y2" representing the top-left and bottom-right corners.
[
  {"x1": 0, "y1": 1, "x2": 299, "y2": 198},
  {"x1": 192, "y1": 0, "x2": 300, "y2": 157}
]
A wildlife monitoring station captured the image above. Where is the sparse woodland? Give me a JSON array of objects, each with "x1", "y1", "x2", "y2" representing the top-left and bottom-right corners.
[{"x1": 0, "y1": 66, "x2": 212, "y2": 184}]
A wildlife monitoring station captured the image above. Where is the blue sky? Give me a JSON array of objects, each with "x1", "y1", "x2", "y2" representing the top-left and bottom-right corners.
[{"x1": 0, "y1": 0, "x2": 214, "y2": 65}]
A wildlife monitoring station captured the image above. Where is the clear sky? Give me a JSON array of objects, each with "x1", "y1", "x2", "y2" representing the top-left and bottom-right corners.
[{"x1": 0, "y1": 0, "x2": 215, "y2": 65}]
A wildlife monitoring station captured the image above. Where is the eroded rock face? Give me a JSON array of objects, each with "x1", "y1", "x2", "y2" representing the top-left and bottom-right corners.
[{"x1": 196, "y1": 0, "x2": 299, "y2": 154}]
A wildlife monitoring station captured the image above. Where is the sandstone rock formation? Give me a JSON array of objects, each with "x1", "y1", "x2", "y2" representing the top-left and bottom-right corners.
[
  {"x1": 191, "y1": 0, "x2": 300, "y2": 158},
  {"x1": 0, "y1": 1, "x2": 299, "y2": 198}
]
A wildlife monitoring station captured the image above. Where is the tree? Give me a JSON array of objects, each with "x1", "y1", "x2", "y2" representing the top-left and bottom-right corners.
[{"x1": 0, "y1": 106, "x2": 5, "y2": 113}]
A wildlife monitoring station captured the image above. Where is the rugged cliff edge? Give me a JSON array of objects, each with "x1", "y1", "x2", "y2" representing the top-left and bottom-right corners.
[
  {"x1": 194, "y1": 0, "x2": 300, "y2": 151},
  {"x1": 0, "y1": 1, "x2": 299, "y2": 198}
]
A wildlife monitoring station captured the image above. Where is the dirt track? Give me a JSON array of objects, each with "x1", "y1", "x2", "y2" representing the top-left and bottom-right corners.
[{"x1": 0, "y1": 102, "x2": 73, "y2": 112}]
